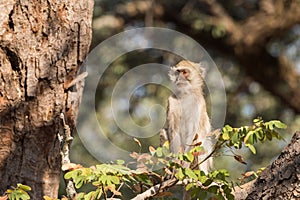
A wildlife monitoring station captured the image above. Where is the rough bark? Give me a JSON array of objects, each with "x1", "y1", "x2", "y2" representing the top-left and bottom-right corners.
[
  {"x1": 0, "y1": 0, "x2": 93, "y2": 198},
  {"x1": 234, "y1": 131, "x2": 300, "y2": 200}
]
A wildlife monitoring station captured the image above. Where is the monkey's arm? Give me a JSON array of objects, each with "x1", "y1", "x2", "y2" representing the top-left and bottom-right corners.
[{"x1": 165, "y1": 95, "x2": 182, "y2": 153}]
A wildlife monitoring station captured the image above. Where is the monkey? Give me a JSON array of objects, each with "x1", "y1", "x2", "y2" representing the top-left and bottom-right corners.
[
  {"x1": 160, "y1": 60, "x2": 213, "y2": 172},
  {"x1": 160, "y1": 60, "x2": 214, "y2": 199}
]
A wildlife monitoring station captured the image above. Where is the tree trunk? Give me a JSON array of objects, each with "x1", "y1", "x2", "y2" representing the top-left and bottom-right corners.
[
  {"x1": 234, "y1": 131, "x2": 300, "y2": 200},
  {"x1": 0, "y1": 0, "x2": 93, "y2": 198}
]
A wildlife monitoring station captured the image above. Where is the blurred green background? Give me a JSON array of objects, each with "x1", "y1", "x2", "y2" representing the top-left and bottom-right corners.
[{"x1": 62, "y1": 0, "x2": 300, "y2": 196}]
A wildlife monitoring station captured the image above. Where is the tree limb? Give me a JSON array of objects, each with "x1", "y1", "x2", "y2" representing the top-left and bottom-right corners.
[
  {"x1": 131, "y1": 177, "x2": 179, "y2": 200},
  {"x1": 233, "y1": 131, "x2": 300, "y2": 199},
  {"x1": 58, "y1": 113, "x2": 76, "y2": 199}
]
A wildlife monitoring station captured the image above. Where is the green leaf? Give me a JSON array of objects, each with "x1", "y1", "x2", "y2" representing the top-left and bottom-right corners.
[
  {"x1": 175, "y1": 168, "x2": 185, "y2": 180},
  {"x1": 185, "y1": 152, "x2": 194, "y2": 162},
  {"x1": 244, "y1": 131, "x2": 254, "y2": 144},
  {"x1": 222, "y1": 132, "x2": 230, "y2": 140},
  {"x1": 156, "y1": 147, "x2": 163, "y2": 157},
  {"x1": 190, "y1": 145, "x2": 203, "y2": 153},
  {"x1": 76, "y1": 192, "x2": 85, "y2": 199},
  {"x1": 207, "y1": 185, "x2": 219, "y2": 194},
  {"x1": 231, "y1": 131, "x2": 239, "y2": 144},
  {"x1": 223, "y1": 125, "x2": 233, "y2": 132},
  {"x1": 110, "y1": 175, "x2": 120, "y2": 184},
  {"x1": 198, "y1": 174, "x2": 208, "y2": 184},
  {"x1": 256, "y1": 129, "x2": 264, "y2": 140},
  {"x1": 253, "y1": 117, "x2": 263, "y2": 124},
  {"x1": 17, "y1": 184, "x2": 31, "y2": 191},
  {"x1": 64, "y1": 170, "x2": 79, "y2": 180},
  {"x1": 96, "y1": 164, "x2": 131, "y2": 175},
  {"x1": 186, "y1": 183, "x2": 195, "y2": 191},
  {"x1": 96, "y1": 188, "x2": 103, "y2": 199},
  {"x1": 8, "y1": 189, "x2": 30, "y2": 200},
  {"x1": 135, "y1": 174, "x2": 152, "y2": 185},
  {"x1": 84, "y1": 191, "x2": 96, "y2": 200},
  {"x1": 273, "y1": 120, "x2": 287, "y2": 129},
  {"x1": 203, "y1": 179, "x2": 213, "y2": 187},
  {"x1": 185, "y1": 168, "x2": 198, "y2": 180},
  {"x1": 116, "y1": 160, "x2": 125, "y2": 165},
  {"x1": 75, "y1": 178, "x2": 84, "y2": 189},
  {"x1": 246, "y1": 144, "x2": 256, "y2": 154}
]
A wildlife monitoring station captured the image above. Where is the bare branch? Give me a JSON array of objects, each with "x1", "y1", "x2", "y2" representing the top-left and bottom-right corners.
[
  {"x1": 131, "y1": 177, "x2": 178, "y2": 200},
  {"x1": 58, "y1": 113, "x2": 76, "y2": 199}
]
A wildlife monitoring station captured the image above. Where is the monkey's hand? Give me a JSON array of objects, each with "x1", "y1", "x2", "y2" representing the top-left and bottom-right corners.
[{"x1": 159, "y1": 128, "x2": 168, "y2": 146}]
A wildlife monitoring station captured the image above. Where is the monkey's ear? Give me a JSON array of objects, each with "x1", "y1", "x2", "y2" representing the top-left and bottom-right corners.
[
  {"x1": 189, "y1": 61, "x2": 206, "y2": 78},
  {"x1": 198, "y1": 65, "x2": 206, "y2": 78}
]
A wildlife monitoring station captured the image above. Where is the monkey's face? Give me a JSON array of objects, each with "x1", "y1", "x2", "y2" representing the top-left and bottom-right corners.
[
  {"x1": 169, "y1": 60, "x2": 205, "y2": 94},
  {"x1": 169, "y1": 67, "x2": 191, "y2": 87}
]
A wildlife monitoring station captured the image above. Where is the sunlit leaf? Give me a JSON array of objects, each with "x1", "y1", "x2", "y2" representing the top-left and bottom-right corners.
[
  {"x1": 272, "y1": 120, "x2": 287, "y2": 129},
  {"x1": 175, "y1": 168, "x2": 184, "y2": 180},
  {"x1": 185, "y1": 168, "x2": 198, "y2": 180},
  {"x1": 246, "y1": 144, "x2": 256, "y2": 154},
  {"x1": 185, "y1": 152, "x2": 194, "y2": 162},
  {"x1": 244, "y1": 131, "x2": 254, "y2": 144},
  {"x1": 75, "y1": 178, "x2": 84, "y2": 189},
  {"x1": 222, "y1": 132, "x2": 230, "y2": 140},
  {"x1": 64, "y1": 170, "x2": 79, "y2": 180},
  {"x1": 17, "y1": 184, "x2": 31, "y2": 191},
  {"x1": 231, "y1": 131, "x2": 239, "y2": 144}
]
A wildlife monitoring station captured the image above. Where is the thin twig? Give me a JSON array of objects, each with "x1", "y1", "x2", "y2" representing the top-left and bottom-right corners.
[
  {"x1": 131, "y1": 129, "x2": 223, "y2": 199},
  {"x1": 131, "y1": 177, "x2": 179, "y2": 200},
  {"x1": 63, "y1": 71, "x2": 88, "y2": 90},
  {"x1": 192, "y1": 129, "x2": 223, "y2": 169},
  {"x1": 58, "y1": 113, "x2": 76, "y2": 199},
  {"x1": 111, "y1": 183, "x2": 124, "y2": 198},
  {"x1": 102, "y1": 185, "x2": 107, "y2": 200}
]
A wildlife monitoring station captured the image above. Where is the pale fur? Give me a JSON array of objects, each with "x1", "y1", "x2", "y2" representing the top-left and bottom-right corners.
[{"x1": 163, "y1": 60, "x2": 213, "y2": 173}]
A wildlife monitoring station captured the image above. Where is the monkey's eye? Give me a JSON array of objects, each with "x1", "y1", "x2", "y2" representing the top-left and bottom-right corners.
[
  {"x1": 182, "y1": 69, "x2": 188, "y2": 75},
  {"x1": 177, "y1": 69, "x2": 189, "y2": 78}
]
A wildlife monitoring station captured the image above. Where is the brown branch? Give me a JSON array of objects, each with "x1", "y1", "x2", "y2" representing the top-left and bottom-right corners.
[
  {"x1": 58, "y1": 113, "x2": 76, "y2": 199},
  {"x1": 131, "y1": 176, "x2": 179, "y2": 200},
  {"x1": 234, "y1": 131, "x2": 300, "y2": 199},
  {"x1": 63, "y1": 72, "x2": 88, "y2": 90},
  {"x1": 132, "y1": 129, "x2": 221, "y2": 199}
]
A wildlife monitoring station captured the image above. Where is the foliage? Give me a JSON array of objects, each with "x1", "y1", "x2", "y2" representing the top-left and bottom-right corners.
[
  {"x1": 0, "y1": 184, "x2": 31, "y2": 200},
  {"x1": 5, "y1": 118, "x2": 286, "y2": 200},
  {"x1": 220, "y1": 117, "x2": 286, "y2": 154},
  {"x1": 61, "y1": 118, "x2": 286, "y2": 199}
]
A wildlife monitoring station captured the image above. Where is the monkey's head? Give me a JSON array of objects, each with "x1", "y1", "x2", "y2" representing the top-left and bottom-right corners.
[{"x1": 169, "y1": 60, "x2": 206, "y2": 95}]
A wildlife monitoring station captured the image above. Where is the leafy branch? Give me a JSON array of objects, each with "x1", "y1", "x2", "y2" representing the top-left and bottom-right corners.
[{"x1": 2, "y1": 118, "x2": 286, "y2": 200}]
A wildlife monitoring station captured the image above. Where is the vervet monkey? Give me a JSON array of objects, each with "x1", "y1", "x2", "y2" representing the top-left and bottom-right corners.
[
  {"x1": 160, "y1": 60, "x2": 213, "y2": 172},
  {"x1": 160, "y1": 60, "x2": 213, "y2": 199}
]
